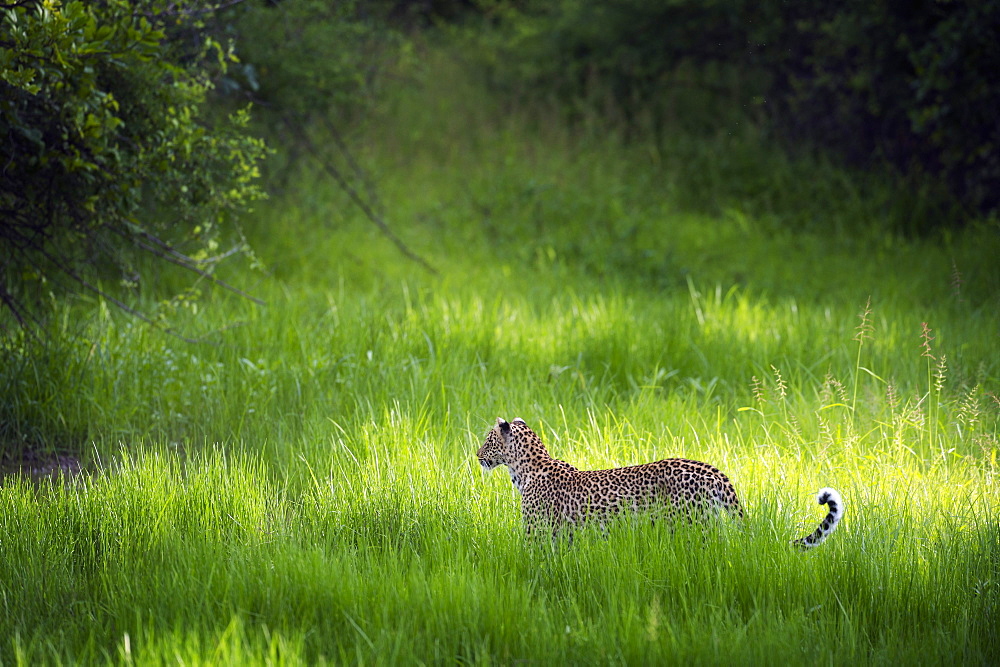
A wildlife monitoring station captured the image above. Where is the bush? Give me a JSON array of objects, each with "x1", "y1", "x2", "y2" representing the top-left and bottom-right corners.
[
  {"x1": 218, "y1": 0, "x2": 393, "y2": 123},
  {"x1": 751, "y1": 0, "x2": 1000, "y2": 224},
  {"x1": 0, "y1": 0, "x2": 267, "y2": 331},
  {"x1": 479, "y1": 0, "x2": 1000, "y2": 224}
]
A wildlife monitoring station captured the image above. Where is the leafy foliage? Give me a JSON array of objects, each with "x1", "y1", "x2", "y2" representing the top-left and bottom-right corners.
[
  {"x1": 477, "y1": 0, "x2": 1000, "y2": 225},
  {"x1": 751, "y1": 0, "x2": 1000, "y2": 224},
  {"x1": 220, "y1": 0, "x2": 389, "y2": 121},
  {"x1": 0, "y1": 0, "x2": 267, "y2": 331}
]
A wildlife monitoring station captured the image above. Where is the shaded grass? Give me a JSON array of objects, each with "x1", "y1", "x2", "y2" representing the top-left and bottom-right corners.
[{"x1": 1, "y1": 40, "x2": 999, "y2": 665}]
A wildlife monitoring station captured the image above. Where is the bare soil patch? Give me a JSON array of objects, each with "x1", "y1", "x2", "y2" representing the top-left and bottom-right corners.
[{"x1": 1, "y1": 448, "x2": 84, "y2": 483}]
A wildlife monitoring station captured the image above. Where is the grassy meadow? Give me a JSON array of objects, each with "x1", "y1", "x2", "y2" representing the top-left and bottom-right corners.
[{"x1": 1, "y1": 47, "x2": 999, "y2": 664}]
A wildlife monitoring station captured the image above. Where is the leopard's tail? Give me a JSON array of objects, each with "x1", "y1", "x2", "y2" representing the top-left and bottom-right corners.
[{"x1": 791, "y1": 488, "x2": 844, "y2": 549}]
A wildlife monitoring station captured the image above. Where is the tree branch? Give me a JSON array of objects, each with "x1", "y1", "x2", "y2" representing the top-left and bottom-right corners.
[
  {"x1": 31, "y1": 244, "x2": 203, "y2": 344},
  {"x1": 319, "y1": 115, "x2": 385, "y2": 218},
  {"x1": 113, "y1": 226, "x2": 265, "y2": 306},
  {"x1": 281, "y1": 114, "x2": 438, "y2": 275}
]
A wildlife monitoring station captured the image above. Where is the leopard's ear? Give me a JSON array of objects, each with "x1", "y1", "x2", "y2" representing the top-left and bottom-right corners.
[
  {"x1": 512, "y1": 417, "x2": 526, "y2": 425},
  {"x1": 497, "y1": 417, "x2": 510, "y2": 436}
]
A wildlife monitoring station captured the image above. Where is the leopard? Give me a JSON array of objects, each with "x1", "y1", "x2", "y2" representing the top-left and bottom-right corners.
[{"x1": 477, "y1": 417, "x2": 843, "y2": 548}]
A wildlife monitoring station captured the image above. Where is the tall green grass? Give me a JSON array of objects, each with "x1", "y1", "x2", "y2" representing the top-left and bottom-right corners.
[{"x1": 1, "y1": 43, "x2": 998, "y2": 664}]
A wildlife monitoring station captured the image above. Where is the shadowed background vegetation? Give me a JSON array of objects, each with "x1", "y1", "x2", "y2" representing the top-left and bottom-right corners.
[{"x1": 1, "y1": 0, "x2": 998, "y2": 663}]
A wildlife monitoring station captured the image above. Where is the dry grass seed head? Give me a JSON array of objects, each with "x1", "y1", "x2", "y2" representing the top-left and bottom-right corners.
[
  {"x1": 920, "y1": 322, "x2": 935, "y2": 360},
  {"x1": 934, "y1": 355, "x2": 948, "y2": 393},
  {"x1": 886, "y1": 381, "x2": 899, "y2": 413},
  {"x1": 854, "y1": 296, "x2": 874, "y2": 343},
  {"x1": 752, "y1": 375, "x2": 766, "y2": 404},
  {"x1": 950, "y1": 259, "x2": 964, "y2": 303},
  {"x1": 771, "y1": 365, "x2": 787, "y2": 400}
]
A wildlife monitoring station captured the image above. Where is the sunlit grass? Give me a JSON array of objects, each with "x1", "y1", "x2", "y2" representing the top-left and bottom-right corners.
[
  {"x1": 1, "y1": 41, "x2": 999, "y2": 665},
  {"x1": 1, "y1": 404, "x2": 996, "y2": 662}
]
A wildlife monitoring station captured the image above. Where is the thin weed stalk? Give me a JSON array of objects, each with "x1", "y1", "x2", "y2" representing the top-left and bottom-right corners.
[
  {"x1": 920, "y1": 322, "x2": 936, "y2": 454},
  {"x1": 851, "y1": 296, "x2": 873, "y2": 425}
]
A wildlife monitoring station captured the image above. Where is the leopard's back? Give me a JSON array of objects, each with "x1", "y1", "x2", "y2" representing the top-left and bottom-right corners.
[{"x1": 524, "y1": 456, "x2": 743, "y2": 527}]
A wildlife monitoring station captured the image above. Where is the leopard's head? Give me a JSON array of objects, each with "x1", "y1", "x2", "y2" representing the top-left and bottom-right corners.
[{"x1": 477, "y1": 417, "x2": 524, "y2": 472}]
